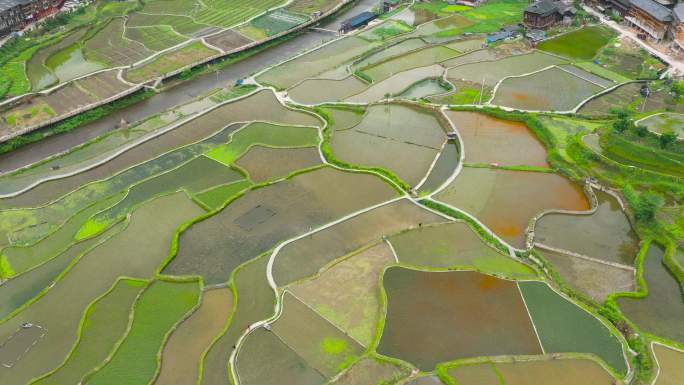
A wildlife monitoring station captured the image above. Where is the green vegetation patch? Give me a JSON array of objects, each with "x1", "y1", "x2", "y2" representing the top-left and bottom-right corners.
[
  {"x1": 33, "y1": 279, "x2": 145, "y2": 385},
  {"x1": 244, "y1": 9, "x2": 310, "y2": 39},
  {"x1": 359, "y1": 20, "x2": 413, "y2": 41},
  {"x1": 86, "y1": 279, "x2": 200, "y2": 385},
  {"x1": 538, "y1": 26, "x2": 615, "y2": 60},
  {"x1": 125, "y1": 41, "x2": 218, "y2": 83},
  {"x1": 519, "y1": 281, "x2": 627, "y2": 374},
  {"x1": 193, "y1": 179, "x2": 252, "y2": 211},
  {"x1": 125, "y1": 25, "x2": 188, "y2": 52}
]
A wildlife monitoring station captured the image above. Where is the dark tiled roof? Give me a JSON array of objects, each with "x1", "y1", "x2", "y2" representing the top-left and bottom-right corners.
[
  {"x1": 525, "y1": 0, "x2": 559, "y2": 16},
  {"x1": 674, "y1": 3, "x2": 684, "y2": 21},
  {"x1": 343, "y1": 11, "x2": 377, "y2": 28},
  {"x1": 609, "y1": 0, "x2": 632, "y2": 9},
  {"x1": 0, "y1": 0, "x2": 31, "y2": 12},
  {"x1": 630, "y1": 0, "x2": 672, "y2": 21}
]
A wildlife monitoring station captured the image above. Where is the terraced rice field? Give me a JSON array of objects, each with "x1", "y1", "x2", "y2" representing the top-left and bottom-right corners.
[{"x1": 1, "y1": 2, "x2": 674, "y2": 384}]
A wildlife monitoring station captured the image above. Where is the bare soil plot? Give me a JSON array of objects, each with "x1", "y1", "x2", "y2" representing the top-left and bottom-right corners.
[
  {"x1": 234, "y1": 146, "x2": 321, "y2": 183},
  {"x1": 289, "y1": 243, "x2": 394, "y2": 346},
  {"x1": 0, "y1": 193, "x2": 203, "y2": 385},
  {"x1": 164, "y1": 167, "x2": 396, "y2": 284},
  {"x1": 287, "y1": 0, "x2": 340, "y2": 14},
  {"x1": 257, "y1": 37, "x2": 381, "y2": 89},
  {"x1": 273, "y1": 199, "x2": 444, "y2": 285},
  {"x1": 31, "y1": 278, "x2": 144, "y2": 385},
  {"x1": 490, "y1": 66, "x2": 604, "y2": 112},
  {"x1": 126, "y1": 13, "x2": 210, "y2": 36},
  {"x1": 85, "y1": 18, "x2": 153, "y2": 66},
  {"x1": 446, "y1": 52, "x2": 566, "y2": 87},
  {"x1": 330, "y1": 104, "x2": 446, "y2": 187},
  {"x1": 534, "y1": 190, "x2": 639, "y2": 266},
  {"x1": 155, "y1": 288, "x2": 233, "y2": 385},
  {"x1": 617, "y1": 243, "x2": 684, "y2": 343},
  {"x1": 330, "y1": 356, "x2": 410, "y2": 385},
  {"x1": 272, "y1": 292, "x2": 365, "y2": 378},
  {"x1": 346, "y1": 64, "x2": 444, "y2": 103},
  {"x1": 404, "y1": 376, "x2": 444, "y2": 385},
  {"x1": 76, "y1": 70, "x2": 131, "y2": 100},
  {"x1": 288, "y1": 76, "x2": 369, "y2": 105},
  {"x1": 537, "y1": 248, "x2": 635, "y2": 302},
  {"x1": 653, "y1": 344, "x2": 684, "y2": 385},
  {"x1": 236, "y1": 328, "x2": 325, "y2": 385},
  {"x1": 389, "y1": 222, "x2": 537, "y2": 278},
  {"x1": 495, "y1": 357, "x2": 619, "y2": 385},
  {"x1": 205, "y1": 29, "x2": 253, "y2": 52},
  {"x1": 125, "y1": 41, "x2": 219, "y2": 83},
  {"x1": 441, "y1": 48, "x2": 498, "y2": 68},
  {"x1": 377, "y1": 268, "x2": 542, "y2": 370},
  {"x1": 200, "y1": 255, "x2": 273, "y2": 385},
  {"x1": 435, "y1": 167, "x2": 590, "y2": 249},
  {"x1": 519, "y1": 281, "x2": 627, "y2": 373},
  {"x1": 446, "y1": 110, "x2": 549, "y2": 167}
]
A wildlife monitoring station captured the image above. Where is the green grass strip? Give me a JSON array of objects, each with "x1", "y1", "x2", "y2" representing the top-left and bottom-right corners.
[
  {"x1": 193, "y1": 180, "x2": 252, "y2": 211},
  {"x1": 85, "y1": 278, "x2": 201, "y2": 385}
]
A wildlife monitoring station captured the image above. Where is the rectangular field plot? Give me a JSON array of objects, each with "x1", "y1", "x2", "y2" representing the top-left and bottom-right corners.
[
  {"x1": 434, "y1": 167, "x2": 590, "y2": 249},
  {"x1": 487, "y1": 358, "x2": 618, "y2": 385},
  {"x1": 330, "y1": 356, "x2": 410, "y2": 385},
  {"x1": 76, "y1": 70, "x2": 131, "y2": 100},
  {"x1": 155, "y1": 288, "x2": 233, "y2": 385},
  {"x1": 289, "y1": 243, "x2": 394, "y2": 346},
  {"x1": 447, "y1": 362, "x2": 503, "y2": 385},
  {"x1": 353, "y1": 38, "x2": 428, "y2": 70},
  {"x1": 32, "y1": 279, "x2": 145, "y2": 385},
  {"x1": 287, "y1": 0, "x2": 341, "y2": 14},
  {"x1": 205, "y1": 29, "x2": 253, "y2": 52},
  {"x1": 86, "y1": 279, "x2": 201, "y2": 385},
  {"x1": 125, "y1": 25, "x2": 189, "y2": 52},
  {"x1": 389, "y1": 222, "x2": 537, "y2": 278},
  {"x1": 238, "y1": 9, "x2": 309, "y2": 40},
  {"x1": 537, "y1": 248, "x2": 635, "y2": 302},
  {"x1": 125, "y1": 41, "x2": 219, "y2": 83},
  {"x1": 273, "y1": 199, "x2": 444, "y2": 285},
  {"x1": 85, "y1": 18, "x2": 153, "y2": 66},
  {"x1": 361, "y1": 46, "x2": 459, "y2": 82},
  {"x1": 330, "y1": 104, "x2": 446, "y2": 186},
  {"x1": 236, "y1": 328, "x2": 325, "y2": 385},
  {"x1": 257, "y1": 37, "x2": 381, "y2": 89},
  {"x1": 272, "y1": 292, "x2": 364, "y2": 377},
  {"x1": 490, "y1": 66, "x2": 604, "y2": 111},
  {"x1": 0, "y1": 194, "x2": 204, "y2": 385},
  {"x1": 192, "y1": 0, "x2": 286, "y2": 28},
  {"x1": 519, "y1": 281, "x2": 627, "y2": 374},
  {"x1": 534, "y1": 190, "x2": 639, "y2": 266},
  {"x1": 163, "y1": 167, "x2": 396, "y2": 284},
  {"x1": 447, "y1": 52, "x2": 567, "y2": 87},
  {"x1": 378, "y1": 269, "x2": 542, "y2": 370},
  {"x1": 126, "y1": 13, "x2": 210, "y2": 36},
  {"x1": 445, "y1": 110, "x2": 549, "y2": 167},
  {"x1": 289, "y1": 76, "x2": 369, "y2": 105},
  {"x1": 234, "y1": 146, "x2": 321, "y2": 183},
  {"x1": 346, "y1": 64, "x2": 444, "y2": 103},
  {"x1": 538, "y1": 26, "x2": 615, "y2": 60}
]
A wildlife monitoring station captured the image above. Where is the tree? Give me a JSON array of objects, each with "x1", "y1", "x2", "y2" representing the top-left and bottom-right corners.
[
  {"x1": 658, "y1": 131, "x2": 677, "y2": 149},
  {"x1": 634, "y1": 124, "x2": 648, "y2": 137},
  {"x1": 612, "y1": 117, "x2": 631, "y2": 133}
]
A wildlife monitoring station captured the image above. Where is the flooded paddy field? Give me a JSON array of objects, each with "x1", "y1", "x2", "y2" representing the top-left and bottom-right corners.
[
  {"x1": 617, "y1": 243, "x2": 684, "y2": 342},
  {"x1": 435, "y1": 167, "x2": 590, "y2": 249},
  {"x1": 288, "y1": 243, "x2": 394, "y2": 346},
  {"x1": 652, "y1": 344, "x2": 684, "y2": 385},
  {"x1": 273, "y1": 199, "x2": 444, "y2": 285},
  {"x1": 490, "y1": 66, "x2": 605, "y2": 111},
  {"x1": 234, "y1": 146, "x2": 321, "y2": 183},
  {"x1": 389, "y1": 222, "x2": 537, "y2": 278},
  {"x1": 446, "y1": 111, "x2": 549, "y2": 167},
  {"x1": 164, "y1": 167, "x2": 397, "y2": 284},
  {"x1": 330, "y1": 104, "x2": 446, "y2": 186},
  {"x1": 640, "y1": 113, "x2": 684, "y2": 139},
  {"x1": 537, "y1": 248, "x2": 635, "y2": 302},
  {"x1": 534, "y1": 190, "x2": 639, "y2": 266},
  {"x1": 330, "y1": 356, "x2": 409, "y2": 385},
  {"x1": 418, "y1": 141, "x2": 459, "y2": 194},
  {"x1": 378, "y1": 268, "x2": 542, "y2": 370}
]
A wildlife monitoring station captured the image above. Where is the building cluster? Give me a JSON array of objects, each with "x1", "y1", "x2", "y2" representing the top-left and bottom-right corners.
[
  {"x1": 590, "y1": 0, "x2": 683, "y2": 50},
  {"x1": 0, "y1": 0, "x2": 64, "y2": 37}
]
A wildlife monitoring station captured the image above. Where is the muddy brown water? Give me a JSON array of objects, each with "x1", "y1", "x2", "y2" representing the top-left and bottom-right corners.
[{"x1": 377, "y1": 268, "x2": 542, "y2": 371}]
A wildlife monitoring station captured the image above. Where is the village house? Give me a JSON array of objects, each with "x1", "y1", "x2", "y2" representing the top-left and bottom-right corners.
[
  {"x1": 626, "y1": 0, "x2": 673, "y2": 41},
  {"x1": 671, "y1": 3, "x2": 684, "y2": 54},
  {"x1": 0, "y1": 0, "x2": 63, "y2": 37},
  {"x1": 523, "y1": 0, "x2": 576, "y2": 29}
]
